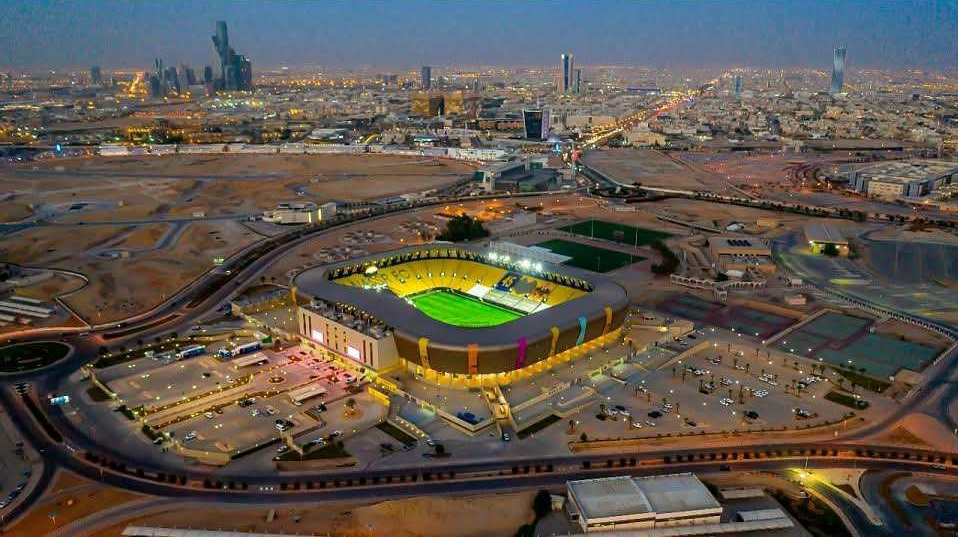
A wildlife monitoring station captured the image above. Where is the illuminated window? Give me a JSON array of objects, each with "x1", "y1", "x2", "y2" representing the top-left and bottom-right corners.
[{"x1": 310, "y1": 329, "x2": 325, "y2": 344}]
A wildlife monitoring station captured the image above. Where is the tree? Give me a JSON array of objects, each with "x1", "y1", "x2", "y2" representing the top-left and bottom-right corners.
[
  {"x1": 533, "y1": 489, "x2": 552, "y2": 520},
  {"x1": 345, "y1": 397, "x2": 357, "y2": 415},
  {"x1": 437, "y1": 215, "x2": 489, "y2": 242},
  {"x1": 434, "y1": 443, "x2": 445, "y2": 455},
  {"x1": 580, "y1": 432, "x2": 588, "y2": 442}
]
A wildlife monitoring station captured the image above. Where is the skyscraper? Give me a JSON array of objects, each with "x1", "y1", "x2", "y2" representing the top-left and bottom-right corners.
[
  {"x1": 421, "y1": 66, "x2": 431, "y2": 89},
  {"x1": 211, "y1": 21, "x2": 253, "y2": 92},
  {"x1": 734, "y1": 74, "x2": 742, "y2": 99},
  {"x1": 203, "y1": 65, "x2": 214, "y2": 85},
  {"x1": 558, "y1": 53, "x2": 576, "y2": 93},
  {"x1": 831, "y1": 46, "x2": 846, "y2": 94},
  {"x1": 574, "y1": 69, "x2": 581, "y2": 93},
  {"x1": 90, "y1": 65, "x2": 102, "y2": 85},
  {"x1": 559, "y1": 54, "x2": 570, "y2": 92}
]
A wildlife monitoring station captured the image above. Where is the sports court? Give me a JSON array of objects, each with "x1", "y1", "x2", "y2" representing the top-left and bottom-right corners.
[
  {"x1": 656, "y1": 294, "x2": 796, "y2": 339},
  {"x1": 535, "y1": 239, "x2": 645, "y2": 273},
  {"x1": 559, "y1": 220, "x2": 672, "y2": 246},
  {"x1": 775, "y1": 311, "x2": 939, "y2": 378},
  {"x1": 410, "y1": 290, "x2": 522, "y2": 328}
]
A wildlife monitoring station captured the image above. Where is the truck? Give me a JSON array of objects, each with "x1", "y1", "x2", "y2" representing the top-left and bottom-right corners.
[
  {"x1": 217, "y1": 341, "x2": 262, "y2": 359},
  {"x1": 176, "y1": 344, "x2": 206, "y2": 360}
]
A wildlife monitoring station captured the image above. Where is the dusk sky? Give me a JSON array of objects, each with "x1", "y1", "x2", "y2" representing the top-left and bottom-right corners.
[{"x1": 1, "y1": 0, "x2": 956, "y2": 70}]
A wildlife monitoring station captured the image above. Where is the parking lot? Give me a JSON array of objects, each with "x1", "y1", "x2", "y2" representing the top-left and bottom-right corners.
[
  {"x1": 577, "y1": 341, "x2": 851, "y2": 440},
  {"x1": 156, "y1": 345, "x2": 375, "y2": 455},
  {"x1": 99, "y1": 354, "x2": 270, "y2": 410}
]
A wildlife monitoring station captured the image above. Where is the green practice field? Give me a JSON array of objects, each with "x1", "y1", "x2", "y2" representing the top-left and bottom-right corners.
[
  {"x1": 535, "y1": 239, "x2": 645, "y2": 273},
  {"x1": 560, "y1": 220, "x2": 672, "y2": 246},
  {"x1": 410, "y1": 290, "x2": 522, "y2": 328}
]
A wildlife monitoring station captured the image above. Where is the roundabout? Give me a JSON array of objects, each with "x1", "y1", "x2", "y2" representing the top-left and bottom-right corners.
[{"x1": 0, "y1": 341, "x2": 72, "y2": 373}]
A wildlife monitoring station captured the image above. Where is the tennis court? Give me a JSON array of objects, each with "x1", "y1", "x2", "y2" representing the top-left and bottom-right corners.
[
  {"x1": 559, "y1": 220, "x2": 672, "y2": 246},
  {"x1": 410, "y1": 290, "x2": 522, "y2": 328},
  {"x1": 535, "y1": 239, "x2": 645, "y2": 273},
  {"x1": 774, "y1": 311, "x2": 939, "y2": 378}
]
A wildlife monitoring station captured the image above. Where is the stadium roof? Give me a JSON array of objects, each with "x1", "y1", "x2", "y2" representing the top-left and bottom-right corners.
[{"x1": 292, "y1": 243, "x2": 629, "y2": 348}]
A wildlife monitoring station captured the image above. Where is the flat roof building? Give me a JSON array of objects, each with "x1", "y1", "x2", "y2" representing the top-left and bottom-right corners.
[
  {"x1": 566, "y1": 474, "x2": 723, "y2": 533},
  {"x1": 804, "y1": 223, "x2": 849, "y2": 256},
  {"x1": 848, "y1": 159, "x2": 958, "y2": 199}
]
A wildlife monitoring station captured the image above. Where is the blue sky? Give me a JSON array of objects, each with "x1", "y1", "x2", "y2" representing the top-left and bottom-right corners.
[{"x1": 1, "y1": 1, "x2": 956, "y2": 70}]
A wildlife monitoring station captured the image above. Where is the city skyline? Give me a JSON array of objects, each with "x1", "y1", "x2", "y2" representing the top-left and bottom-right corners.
[{"x1": 1, "y1": 0, "x2": 956, "y2": 70}]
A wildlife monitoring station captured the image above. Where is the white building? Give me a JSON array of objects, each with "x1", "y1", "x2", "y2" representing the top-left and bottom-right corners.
[
  {"x1": 565, "y1": 474, "x2": 723, "y2": 533},
  {"x1": 298, "y1": 300, "x2": 400, "y2": 371},
  {"x1": 263, "y1": 201, "x2": 337, "y2": 225}
]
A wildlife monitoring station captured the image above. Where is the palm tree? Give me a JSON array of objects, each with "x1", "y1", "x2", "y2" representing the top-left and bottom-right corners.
[{"x1": 345, "y1": 397, "x2": 357, "y2": 416}]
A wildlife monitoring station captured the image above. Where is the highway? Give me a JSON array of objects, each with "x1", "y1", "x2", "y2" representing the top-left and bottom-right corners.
[{"x1": 0, "y1": 181, "x2": 956, "y2": 533}]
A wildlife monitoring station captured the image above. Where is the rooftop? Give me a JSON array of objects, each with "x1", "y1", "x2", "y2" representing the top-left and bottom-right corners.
[
  {"x1": 804, "y1": 222, "x2": 848, "y2": 244},
  {"x1": 854, "y1": 159, "x2": 958, "y2": 183},
  {"x1": 568, "y1": 473, "x2": 721, "y2": 522}
]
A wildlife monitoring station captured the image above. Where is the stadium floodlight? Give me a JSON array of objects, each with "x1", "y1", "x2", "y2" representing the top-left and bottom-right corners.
[
  {"x1": 488, "y1": 252, "x2": 499, "y2": 261},
  {"x1": 534, "y1": 263, "x2": 543, "y2": 272}
]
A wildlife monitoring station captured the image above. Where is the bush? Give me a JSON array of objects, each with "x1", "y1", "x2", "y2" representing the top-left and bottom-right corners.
[{"x1": 437, "y1": 215, "x2": 489, "y2": 242}]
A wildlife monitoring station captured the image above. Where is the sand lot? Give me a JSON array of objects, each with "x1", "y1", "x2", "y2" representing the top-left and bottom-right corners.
[
  {"x1": 0, "y1": 153, "x2": 474, "y2": 324},
  {"x1": 5, "y1": 154, "x2": 474, "y2": 221},
  {"x1": 583, "y1": 148, "x2": 727, "y2": 192},
  {"x1": 93, "y1": 491, "x2": 537, "y2": 537}
]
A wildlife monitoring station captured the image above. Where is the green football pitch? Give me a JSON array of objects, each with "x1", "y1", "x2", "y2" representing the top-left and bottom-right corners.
[
  {"x1": 560, "y1": 220, "x2": 672, "y2": 246},
  {"x1": 410, "y1": 290, "x2": 522, "y2": 328}
]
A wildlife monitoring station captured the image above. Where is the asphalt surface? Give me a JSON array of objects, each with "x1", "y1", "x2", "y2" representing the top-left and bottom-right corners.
[{"x1": 0, "y1": 189, "x2": 956, "y2": 533}]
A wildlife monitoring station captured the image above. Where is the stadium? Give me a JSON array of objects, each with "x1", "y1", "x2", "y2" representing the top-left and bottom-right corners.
[{"x1": 291, "y1": 244, "x2": 630, "y2": 385}]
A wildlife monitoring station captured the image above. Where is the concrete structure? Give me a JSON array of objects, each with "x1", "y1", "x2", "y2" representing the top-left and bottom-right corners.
[
  {"x1": 565, "y1": 474, "x2": 723, "y2": 533},
  {"x1": 804, "y1": 223, "x2": 849, "y2": 256},
  {"x1": 707, "y1": 236, "x2": 775, "y2": 274},
  {"x1": 291, "y1": 244, "x2": 629, "y2": 383},
  {"x1": 847, "y1": 159, "x2": 958, "y2": 199},
  {"x1": 262, "y1": 201, "x2": 336, "y2": 225}
]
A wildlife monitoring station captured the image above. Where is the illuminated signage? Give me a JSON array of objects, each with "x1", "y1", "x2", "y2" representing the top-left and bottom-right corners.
[
  {"x1": 310, "y1": 329, "x2": 325, "y2": 344},
  {"x1": 346, "y1": 346, "x2": 361, "y2": 360}
]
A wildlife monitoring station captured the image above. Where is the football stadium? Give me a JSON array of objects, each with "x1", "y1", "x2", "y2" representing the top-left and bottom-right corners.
[{"x1": 291, "y1": 244, "x2": 630, "y2": 386}]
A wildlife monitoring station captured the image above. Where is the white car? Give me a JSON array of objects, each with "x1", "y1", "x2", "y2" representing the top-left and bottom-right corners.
[
  {"x1": 720, "y1": 377, "x2": 732, "y2": 386},
  {"x1": 755, "y1": 390, "x2": 769, "y2": 398},
  {"x1": 644, "y1": 420, "x2": 657, "y2": 427},
  {"x1": 204, "y1": 411, "x2": 215, "y2": 419},
  {"x1": 631, "y1": 422, "x2": 644, "y2": 428},
  {"x1": 184, "y1": 431, "x2": 197, "y2": 441},
  {"x1": 720, "y1": 398, "x2": 733, "y2": 406}
]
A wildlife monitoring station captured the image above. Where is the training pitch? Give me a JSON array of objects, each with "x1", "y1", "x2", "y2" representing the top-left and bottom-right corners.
[
  {"x1": 560, "y1": 220, "x2": 672, "y2": 246},
  {"x1": 410, "y1": 290, "x2": 522, "y2": 328}
]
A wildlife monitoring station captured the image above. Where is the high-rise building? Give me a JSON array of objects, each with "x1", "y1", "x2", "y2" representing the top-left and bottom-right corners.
[
  {"x1": 148, "y1": 74, "x2": 162, "y2": 98},
  {"x1": 421, "y1": 66, "x2": 432, "y2": 89},
  {"x1": 90, "y1": 65, "x2": 102, "y2": 85},
  {"x1": 203, "y1": 65, "x2": 214, "y2": 85},
  {"x1": 734, "y1": 74, "x2": 743, "y2": 99},
  {"x1": 574, "y1": 69, "x2": 581, "y2": 93},
  {"x1": 164, "y1": 66, "x2": 180, "y2": 94},
  {"x1": 558, "y1": 53, "x2": 576, "y2": 93},
  {"x1": 411, "y1": 91, "x2": 443, "y2": 117},
  {"x1": 211, "y1": 21, "x2": 253, "y2": 92},
  {"x1": 523, "y1": 107, "x2": 550, "y2": 140},
  {"x1": 830, "y1": 46, "x2": 846, "y2": 94}
]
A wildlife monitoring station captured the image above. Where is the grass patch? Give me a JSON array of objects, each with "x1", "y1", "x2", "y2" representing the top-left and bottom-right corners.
[
  {"x1": 560, "y1": 220, "x2": 671, "y2": 246},
  {"x1": 276, "y1": 442, "x2": 351, "y2": 461},
  {"x1": 410, "y1": 289, "x2": 521, "y2": 328},
  {"x1": 771, "y1": 490, "x2": 851, "y2": 537},
  {"x1": 86, "y1": 384, "x2": 113, "y2": 402},
  {"x1": 535, "y1": 239, "x2": 644, "y2": 273},
  {"x1": 517, "y1": 414, "x2": 562, "y2": 439},
  {"x1": 376, "y1": 421, "x2": 418, "y2": 445},
  {"x1": 833, "y1": 368, "x2": 890, "y2": 393},
  {"x1": 825, "y1": 390, "x2": 870, "y2": 410},
  {"x1": 0, "y1": 341, "x2": 70, "y2": 372}
]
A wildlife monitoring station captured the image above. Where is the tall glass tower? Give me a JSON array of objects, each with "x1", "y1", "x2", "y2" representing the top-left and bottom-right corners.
[{"x1": 830, "y1": 46, "x2": 846, "y2": 94}]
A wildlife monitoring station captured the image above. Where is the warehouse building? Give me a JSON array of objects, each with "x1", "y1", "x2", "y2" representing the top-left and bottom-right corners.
[
  {"x1": 847, "y1": 159, "x2": 958, "y2": 199},
  {"x1": 565, "y1": 474, "x2": 723, "y2": 533}
]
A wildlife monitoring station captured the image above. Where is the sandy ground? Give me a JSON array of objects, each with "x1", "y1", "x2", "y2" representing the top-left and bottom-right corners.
[
  {"x1": 873, "y1": 319, "x2": 952, "y2": 350},
  {"x1": 583, "y1": 148, "x2": 724, "y2": 191},
  {"x1": 92, "y1": 491, "x2": 537, "y2": 537},
  {"x1": 7, "y1": 470, "x2": 146, "y2": 537}
]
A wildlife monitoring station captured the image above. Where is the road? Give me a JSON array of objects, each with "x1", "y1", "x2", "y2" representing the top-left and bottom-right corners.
[{"x1": 0, "y1": 184, "x2": 956, "y2": 533}]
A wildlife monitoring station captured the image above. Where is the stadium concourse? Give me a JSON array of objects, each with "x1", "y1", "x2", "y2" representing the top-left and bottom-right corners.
[{"x1": 290, "y1": 244, "x2": 630, "y2": 387}]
